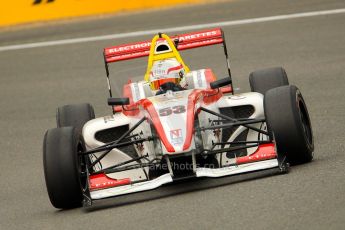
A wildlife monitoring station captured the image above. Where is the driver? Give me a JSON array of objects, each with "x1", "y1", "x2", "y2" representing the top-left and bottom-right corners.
[{"x1": 149, "y1": 58, "x2": 186, "y2": 95}]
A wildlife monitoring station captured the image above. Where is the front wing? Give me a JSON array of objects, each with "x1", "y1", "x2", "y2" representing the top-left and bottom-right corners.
[{"x1": 86, "y1": 143, "x2": 287, "y2": 203}]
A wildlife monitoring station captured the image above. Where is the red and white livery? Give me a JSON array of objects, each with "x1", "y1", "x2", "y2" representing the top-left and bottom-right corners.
[{"x1": 43, "y1": 28, "x2": 314, "y2": 209}]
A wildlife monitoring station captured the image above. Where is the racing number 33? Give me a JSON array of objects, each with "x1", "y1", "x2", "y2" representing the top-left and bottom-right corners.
[{"x1": 159, "y1": 105, "x2": 186, "y2": 116}]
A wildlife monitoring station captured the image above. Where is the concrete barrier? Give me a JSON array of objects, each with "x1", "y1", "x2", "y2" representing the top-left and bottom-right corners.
[{"x1": 0, "y1": 0, "x2": 205, "y2": 27}]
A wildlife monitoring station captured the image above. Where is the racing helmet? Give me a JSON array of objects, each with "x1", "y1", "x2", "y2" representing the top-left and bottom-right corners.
[{"x1": 149, "y1": 59, "x2": 185, "y2": 90}]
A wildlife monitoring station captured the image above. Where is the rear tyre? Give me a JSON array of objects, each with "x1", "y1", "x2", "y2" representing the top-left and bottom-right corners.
[
  {"x1": 56, "y1": 103, "x2": 95, "y2": 134},
  {"x1": 43, "y1": 127, "x2": 87, "y2": 209},
  {"x1": 249, "y1": 67, "x2": 289, "y2": 94},
  {"x1": 264, "y1": 85, "x2": 314, "y2": 165}
]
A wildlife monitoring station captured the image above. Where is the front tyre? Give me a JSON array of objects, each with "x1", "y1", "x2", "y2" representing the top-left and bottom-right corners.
[
  {"x1": 249, "y1": 67, "x2": 289, "y2": 95},
  {"x1": 56, "y1": 103, "x2": 95, "y2": 134},
  {"x1": 264, "y1": 85, "x2": 314, "y2": 165},
  {"x1": 43, "y1": 127, "x2": 87, "y2": 209}
]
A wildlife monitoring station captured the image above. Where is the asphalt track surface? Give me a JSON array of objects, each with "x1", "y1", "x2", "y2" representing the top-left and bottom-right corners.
[{"x1": 1, "y1": 0, "x2": 345, "y2": 229}]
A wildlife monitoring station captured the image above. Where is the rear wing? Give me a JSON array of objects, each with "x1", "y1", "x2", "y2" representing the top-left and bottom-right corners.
[
  {"x1": 103, "y1": 27, "x2": 233, "y2": 105},
  {"x1": 104, "y1": 28, "x2": 225, "y2": 63}
]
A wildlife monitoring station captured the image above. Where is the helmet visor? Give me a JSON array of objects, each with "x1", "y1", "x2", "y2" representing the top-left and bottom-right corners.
[{"x1": 150, "y1": 78, "x2": 180, "y2": 90}]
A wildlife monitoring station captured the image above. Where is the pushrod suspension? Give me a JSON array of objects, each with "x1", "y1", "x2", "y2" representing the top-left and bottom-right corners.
[{"x1": 200, "y1": 107, "x2": 269, "y2": 135}]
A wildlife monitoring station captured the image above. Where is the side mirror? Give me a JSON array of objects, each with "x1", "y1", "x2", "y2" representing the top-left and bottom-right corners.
[
  {"x1": 210, "y1": 78, "x2": 232, "y2": 89},
  {"x1": 107, "y1": 97, "x2": 130, "y2": 106}
]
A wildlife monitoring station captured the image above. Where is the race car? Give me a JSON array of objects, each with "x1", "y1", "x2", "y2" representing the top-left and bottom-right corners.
[{"x1": 43, "y1": 28, "x2": 314, "y2": 209}]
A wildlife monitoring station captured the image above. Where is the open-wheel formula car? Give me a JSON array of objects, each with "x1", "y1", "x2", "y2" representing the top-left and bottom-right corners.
[{"x1": 43, "y1": 28, "x2": 314, "y2": 209}]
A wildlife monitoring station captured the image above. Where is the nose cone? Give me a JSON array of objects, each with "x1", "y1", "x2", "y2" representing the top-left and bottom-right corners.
[{"x1": 147, "y1": 90, "x2": 192, "y2": 154}]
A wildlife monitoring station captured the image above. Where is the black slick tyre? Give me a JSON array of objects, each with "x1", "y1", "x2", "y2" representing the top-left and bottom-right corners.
[
  {"x1": 264, "y1": 85, "x2": 314, "y2": 165},
  {"x1": 249, "y1": 67, "x2": 289, "y2": 95},
  {"x1": 56, "y1": 103, "x2": 95, "y2": 134},
  {"x1": 43, "y1": 127, "x2": 87, "y2": 209}
]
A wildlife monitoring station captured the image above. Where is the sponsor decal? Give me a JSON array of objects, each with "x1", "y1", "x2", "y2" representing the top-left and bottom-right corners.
[
  {"x1": 107, "y1": 42, "x2": 151, "y2": 54},
  {"x1": 178, "y1": 30, "x2": 218, "y2": 42},
  {"x1": 196, "y1": 70, "x2": 203, "y2": 88},
  {"x1": 153, "y1": 68, "x2": 166, "y2": 76},
  {"x1": 170, "y1": 129, "x2": 183, "y2": 145},
  {"x1": 131, "y1": 83, "x2": 141, "y2": 102},
  {"x1": 89, "y1": 173, "x2": 131, "y2": 190},
  {"x1": 229, "y1": 95, "x2": 246, "y2": 100}
]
